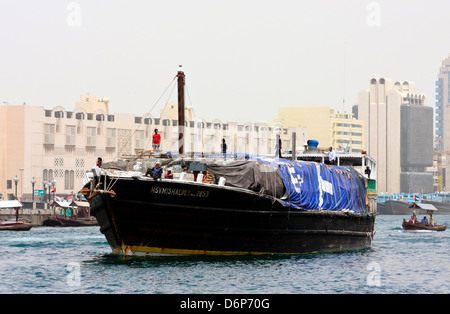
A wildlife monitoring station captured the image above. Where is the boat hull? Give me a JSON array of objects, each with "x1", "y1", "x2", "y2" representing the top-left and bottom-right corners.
[
  {"x1": 43, "y1": 216, "x2": 98, "y2": 227},
  {"x1": 88, "y1": 177, "x2": 375, "y2": 256},
  {"x1": 402, "y1": 219, "x2": 447, "y2": 232},
  {"x1": 0, "y1": 220, "x2": 32, "y2": 231},
  {"x1": 378, "y1": 199, "x2": 450, "y2": 215},
  {"x1": 376, "y1": 202, "x2": 392, "y2": 215},
  {"x1": 382, "y1": 200, "x2": 413, "y2": 215}
]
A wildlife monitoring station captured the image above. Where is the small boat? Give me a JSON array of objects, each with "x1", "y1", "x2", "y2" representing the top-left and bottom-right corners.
[
  {"x1": 43, "y1": 200, "x2": 98, "y2": 227},
  {"x1": 0, "y1": 219, "x2": 32, "y2": 231},
  {"x1": 0, "y1": 200, "x2": 32, "y2": 231},
  {"x1": 402, "y1": 203, "x2": 447, "y2": 232},
  {"x1": 402, "y1": 220, "x2": 447, "y2": 231}
]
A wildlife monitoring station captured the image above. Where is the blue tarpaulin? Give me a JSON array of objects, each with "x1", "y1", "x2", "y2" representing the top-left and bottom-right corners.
[
  {"x1": 255, "y1": 157, "x2": 367, "y2": 213},
  {"x1": 206, "y1": 156, "x2": 368, "y2": 214}
]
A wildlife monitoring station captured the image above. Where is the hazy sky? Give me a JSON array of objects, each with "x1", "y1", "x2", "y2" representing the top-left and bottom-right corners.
[{"x1": 1, "y1": 0, "x2": 449, "y2": 123}]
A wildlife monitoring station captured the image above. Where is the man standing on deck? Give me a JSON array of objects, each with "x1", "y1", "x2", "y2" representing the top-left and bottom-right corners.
[
  {"x1": 221, "y1": 138, "x2": 227, "y2": 160},
  {"x1": 327, "y1": 147, "x2": 336, "y2": 165},
  {"x1": 365, "y1": 166, "x2": 371, "y2": 179},
  {"x1": 152, "y1": 129, "x2": 161, "y2": 151},
  {"x1": 276, "y1": 134, "x2": 282, "y2": 158}
]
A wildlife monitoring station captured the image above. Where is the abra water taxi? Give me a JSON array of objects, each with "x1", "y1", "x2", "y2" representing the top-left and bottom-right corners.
[{"x1": 402, "y1": 203, "x2": 447, "y2": 232}]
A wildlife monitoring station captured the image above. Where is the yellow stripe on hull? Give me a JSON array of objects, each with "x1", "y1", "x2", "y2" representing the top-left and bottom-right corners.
[{"x1": 113, "y1": 245, "x2": 319, "y2": 256}]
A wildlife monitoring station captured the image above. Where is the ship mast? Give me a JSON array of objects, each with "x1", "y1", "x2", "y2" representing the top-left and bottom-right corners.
[{"x1": 177, "y1": 66, "x2": 185, "y2": 155}]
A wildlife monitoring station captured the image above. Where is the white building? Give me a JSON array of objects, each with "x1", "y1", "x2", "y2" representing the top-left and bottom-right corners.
[{"x1": 0, "y1": 95, "x2": 306, "y2": 202}]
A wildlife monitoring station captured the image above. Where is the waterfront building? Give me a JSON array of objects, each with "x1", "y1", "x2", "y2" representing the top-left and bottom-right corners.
[
  {"x1": 357, "y1": 78, "x2": 433, "y2": 194},
  {"x1": 274, "y1": 107, "x2": 365, "y2": 153},
  {"x1": 0, "y1": 95, "x2": 306, "y2": 202}
]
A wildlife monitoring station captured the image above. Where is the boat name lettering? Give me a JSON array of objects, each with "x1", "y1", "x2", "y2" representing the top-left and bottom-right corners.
[{"x1": 150, "y1": 187, "x2": 210, "y2": 197}]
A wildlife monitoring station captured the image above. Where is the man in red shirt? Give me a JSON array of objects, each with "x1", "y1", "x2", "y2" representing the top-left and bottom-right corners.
[{"x1": 152, "y1": 129, "x2": 161, "y2": 151}]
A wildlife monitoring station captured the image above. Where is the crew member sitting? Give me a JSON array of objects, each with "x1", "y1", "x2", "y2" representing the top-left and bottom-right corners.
[
  {"x1": 164, "y1": 168, "x2": 173, "y2": 179},
  {"x1": 430, "y1": 217, "x2": 436, "y2": 226},
  {"x1": 409, "y1": 212, "x2": 417, "y2": 224},
  {"x1": 145, "y1": 162, "x2": 163, "y2": 180},
  {"x1": 421, "y1": 216, "x2": 429, "y2": 225}
]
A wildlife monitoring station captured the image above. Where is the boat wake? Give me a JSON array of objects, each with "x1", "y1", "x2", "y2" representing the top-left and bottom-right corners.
[{"x1": 398, "y1": 229, "x2": 436, "y2": 233}]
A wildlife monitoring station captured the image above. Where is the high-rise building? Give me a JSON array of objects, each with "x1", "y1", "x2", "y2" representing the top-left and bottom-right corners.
[
  {"x1": 357, "y1": 78, "x2": 433, "y2": 194},
  {"x1": 435, "y1": 55, "x2": 450, "y2": 151},
  {"x1": 435, "y1": 55, "x2": 450, "y2": 191}
]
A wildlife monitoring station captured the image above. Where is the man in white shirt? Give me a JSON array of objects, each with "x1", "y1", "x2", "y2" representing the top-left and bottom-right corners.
[{"x1": 327, "y1": 146, "x2": 336, "y2": 165}]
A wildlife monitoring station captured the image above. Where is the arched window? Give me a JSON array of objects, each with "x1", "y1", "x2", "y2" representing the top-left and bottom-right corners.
[
  {"x1": 54, "y1": 111, "x2": 64, "y2": 118},
  {"x1": 65, "y1": 170, "x2": 70, "y2": 190},
  {"x1": 48, "y1": 170, "x2": 54, "y2": 182},
  {"x1": 70, "y1": 170, "x2": 74, "y2": 190}
]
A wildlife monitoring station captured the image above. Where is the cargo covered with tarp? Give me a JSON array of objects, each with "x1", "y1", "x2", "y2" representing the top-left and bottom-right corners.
[
  {"x1": 206, "y1": 158, "x2": 367, "y2": 214},
  {"x1": 206, "y1": 160, "x2": 286, "y2": 199}
]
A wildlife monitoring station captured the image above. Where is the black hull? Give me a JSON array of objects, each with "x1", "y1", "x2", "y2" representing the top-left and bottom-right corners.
[
  {"x1": 43, "y1": 216, "x2": 98, "y2": 227},
  {"x1": 88, "y1": 177, "x2": 375, "y2": 256}
]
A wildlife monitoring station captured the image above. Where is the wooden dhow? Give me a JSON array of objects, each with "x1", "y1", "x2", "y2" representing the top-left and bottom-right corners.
[{"x1": 82, "y1": 68, "x2": 376, "y2": 256}]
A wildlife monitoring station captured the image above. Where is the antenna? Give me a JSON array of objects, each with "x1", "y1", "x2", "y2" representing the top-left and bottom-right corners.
[
  {"x1": 343, "y1": 42, "x2": 347, "y2": 113},
  {"x1": 339, "y1": 42, "x2": 348, "y2": 153},
  {"x1": 177, "y1": 66, "x2": 185, "y2": 155}
]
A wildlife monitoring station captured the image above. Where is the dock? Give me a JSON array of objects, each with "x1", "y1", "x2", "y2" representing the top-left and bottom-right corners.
[{"x1": 0, "y1": 208, "x2": 55, "y2": 226}]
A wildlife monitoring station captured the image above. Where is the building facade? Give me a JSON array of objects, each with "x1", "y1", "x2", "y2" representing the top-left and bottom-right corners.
[
  {"x1": 435, "y1": 54, "x2": 450, "y2": 190},
  {"x1": 357, "y1": 78, "x2": 433, "y2": 194},
  {"x1": 435, "y1": 54, "x2": 450, "y2": 151},
  {"x1": 275, "y1": 107, "x2": 365, "y2": 153},
  {"x1": 0, "y1": 95, "x2": 306, "y2": 202}
]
